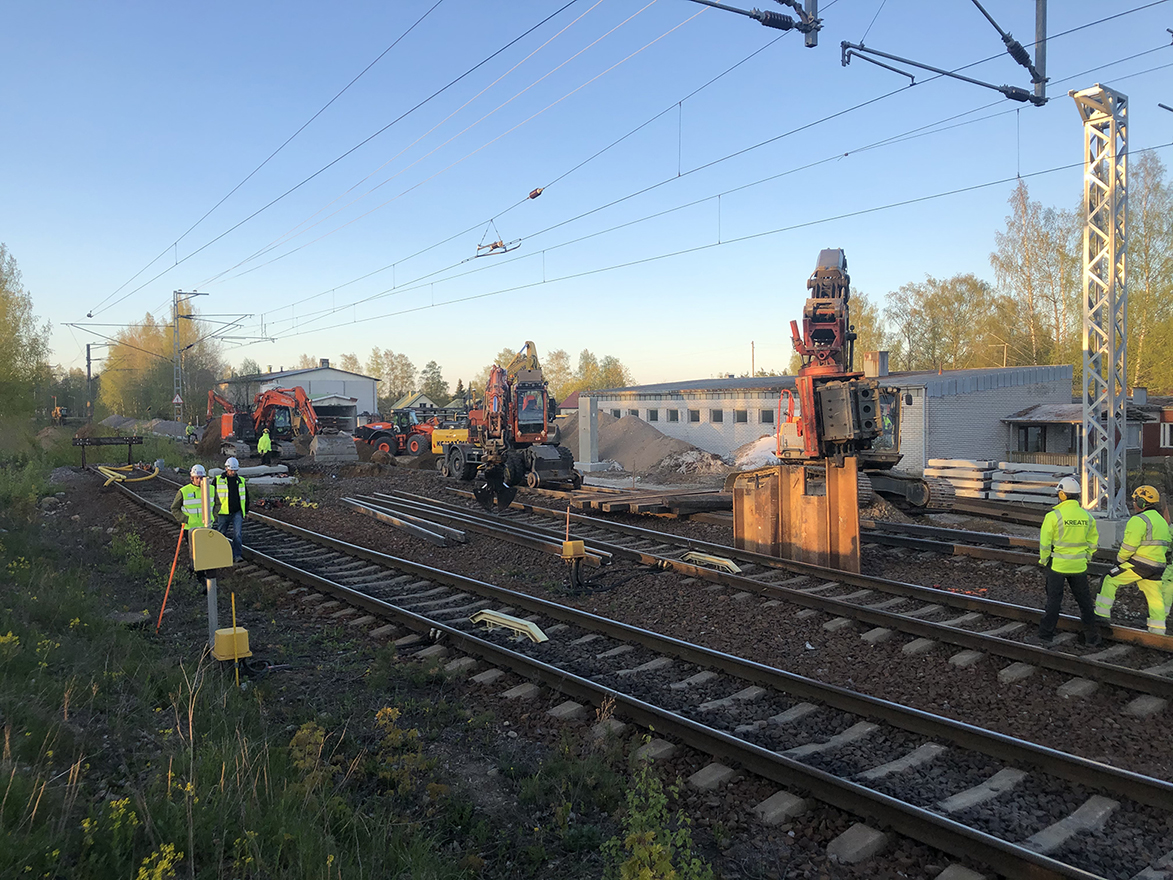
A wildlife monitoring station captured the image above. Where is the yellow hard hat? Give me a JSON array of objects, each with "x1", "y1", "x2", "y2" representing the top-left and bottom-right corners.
[{"x1": 1131, "y1": 485, "x2": 1160, "y2": 509}]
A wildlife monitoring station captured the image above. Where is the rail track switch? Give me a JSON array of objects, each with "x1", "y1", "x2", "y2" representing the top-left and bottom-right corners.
[
  {"x1": 211, "y1": 626, "x2": 253, "y2": 661},
  {"x1": 469, "y1": 610, "x2": 548, "y2": 643},
  {"x1": 681, "y1": 551, "x2": 741, "y2": 574},
  {"x1": 561, "y1": 540, "x2": 586, "y2": 560},
  {"x1": 190, "y1": 528, "x2": 233, "y2": 571}
]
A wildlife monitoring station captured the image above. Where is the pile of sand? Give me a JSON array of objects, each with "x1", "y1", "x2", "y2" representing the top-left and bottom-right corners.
[
  {"x1": 557, "y1": 411, "x2": 617, "y2": 461},
  {"x1": 196, "y1": 419, "x2": 222, "y2": 457}
]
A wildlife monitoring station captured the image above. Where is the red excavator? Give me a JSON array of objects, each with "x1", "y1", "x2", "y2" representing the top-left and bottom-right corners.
[
  {"x1": 437, "y1": 341, "x2": 579, "y2": 510},
  {"x1": 208, "y1": 386, "x2": 324, "y2": 459}
]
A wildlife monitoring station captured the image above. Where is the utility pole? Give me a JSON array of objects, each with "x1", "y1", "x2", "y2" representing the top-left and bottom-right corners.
[
  {"x1": 86, "y1": 344, "x2": 93, "y2": 422},
  {"x1": 751, "y1": 341, "x2": 755, "y2": 376},
  {"x1": 173, "y1": 290, "x2": 207, "y2": 421}
]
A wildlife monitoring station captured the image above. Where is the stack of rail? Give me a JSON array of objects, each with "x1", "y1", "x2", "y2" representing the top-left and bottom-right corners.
[
  {"x1": 988, "y1": 461, "x2": 1076, "y2": 505},
  {"x1": 922, "y1": 459, "x2": 995, "y2": 499}
]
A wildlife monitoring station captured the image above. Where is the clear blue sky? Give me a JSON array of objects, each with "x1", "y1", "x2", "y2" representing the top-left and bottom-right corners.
[{"x1": 3, "y1": 0, "x2": 1171, "y2": 388}]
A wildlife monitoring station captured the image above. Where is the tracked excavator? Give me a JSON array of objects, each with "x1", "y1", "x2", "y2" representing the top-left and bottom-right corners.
[
  {"x1": 774, "y1": 249, "x2": 953, "y2": 510},
  {"x1": 208, "y1": 386, "x2": 357, "y2": 462},
  {"x1": 435, "y1": 341, "x2": 580, "y2": 510}
]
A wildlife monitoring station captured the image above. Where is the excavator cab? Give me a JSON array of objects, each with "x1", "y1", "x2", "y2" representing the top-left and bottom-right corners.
[{"x1": 515, "y1": 387, "x2": 546, "y2": 439}]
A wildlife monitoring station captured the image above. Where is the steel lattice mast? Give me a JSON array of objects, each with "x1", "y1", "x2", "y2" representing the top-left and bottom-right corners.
[{"x1": 1071, "y1": 85, "x2": 1128, "y2": 520}]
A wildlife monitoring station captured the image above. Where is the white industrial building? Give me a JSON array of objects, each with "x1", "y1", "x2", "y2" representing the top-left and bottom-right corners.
[{"x1": 578, "y1": 356, "x2": 1074, "y2": 474}]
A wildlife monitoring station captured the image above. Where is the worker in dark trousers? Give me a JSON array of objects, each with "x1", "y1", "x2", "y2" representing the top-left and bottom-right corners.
[
  {"x1": 257, "y1": 428, "x2": 274, "y2": 465},
  {"x1": 1037, "y1": 476, "x2": 1101, "y2": 647},
  {"x1": 213, "y1": 457, "x2": 248, "y2": 563}
]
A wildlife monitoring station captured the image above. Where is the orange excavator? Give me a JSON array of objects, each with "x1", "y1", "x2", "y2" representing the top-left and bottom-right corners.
[{"x1": 208, "y1": 386, "x2": 323, "y2": 459}]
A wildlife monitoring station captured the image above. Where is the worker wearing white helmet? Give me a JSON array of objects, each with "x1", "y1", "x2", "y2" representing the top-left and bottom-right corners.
[
  {"x1": 170, "y1": 464, "x2": 210, "y2": 529},
  {"x1": 1037, "y1": 476, "x2": 1101, "y2": 647},
  {"x1": 1095, "y1": 484, "x2": 1170, "y2": 635},
  {"x1": 213, "y1": 457, "x2": 248, "y2": 563}
]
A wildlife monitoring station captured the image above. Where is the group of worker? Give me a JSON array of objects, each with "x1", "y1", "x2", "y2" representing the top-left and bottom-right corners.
[
  {"x1": 169, "y1": 456, "x2": 249, "y2": 564},
  {"x1": 1038, "y1": 478, "x2": 1171, "y2": 646}
]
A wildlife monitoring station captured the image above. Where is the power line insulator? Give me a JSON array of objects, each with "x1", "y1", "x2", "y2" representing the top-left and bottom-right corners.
[
  {"x1": 751, "y1": 9, "x2": 795, "y2": 30},
  {"x1": 529, "y1": 188, "x2": 544, "y2": 200}
]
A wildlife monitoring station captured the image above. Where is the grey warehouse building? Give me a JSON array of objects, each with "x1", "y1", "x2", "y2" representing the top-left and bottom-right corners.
[{"x1": 579, "y1": 358, "x2": 1074, "y2": 474}]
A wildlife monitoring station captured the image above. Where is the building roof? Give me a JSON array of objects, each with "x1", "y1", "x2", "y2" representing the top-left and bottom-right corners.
[
  {"x1": 232, "y1": 366, "x2": 378, "y2": 383},
  {"x1": 391, "y1": 391, "x2": 439, "y2": 409},
  {"x1": 1004, "y1": 403, "x2": 1154, "y2": 423},
  {"x1": 559, "y1": 390, "x2": 581, "y2": 409}
]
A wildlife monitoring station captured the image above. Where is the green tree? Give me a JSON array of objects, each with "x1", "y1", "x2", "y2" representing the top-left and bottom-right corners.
[
  {"x1": 365, "y1": 347, "x2": 416, "y2": 411},
  {"x1": 294, "y1": 354, "x2": 318, "y2": 369},
  {"x1": 338, "y1": 352, "x2": 362, "y2": 373},
  {"x1": 1127, "y1": 151, "x2": 1173, "y2": 392},
  {"x1": 543, "y1": 348, "x2": 572, "y2": 401},
  {"x1": 885, "y1": 274, "x2": 994, "y2": 372},
  {"x1": 0, "y1": 244, "x2": 51, "y2": 417},
  {"x1": 419, "y1": 361, "x2": 449, "y2": 404}
]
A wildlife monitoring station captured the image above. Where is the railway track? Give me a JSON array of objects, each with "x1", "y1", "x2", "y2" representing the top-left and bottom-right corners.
[
  {"x1": 361, "y1": 489, "x2": 1173, "y2": 703},
  {"x1": 103, "y1": 471, "x2": 1173, "y2": 879}
]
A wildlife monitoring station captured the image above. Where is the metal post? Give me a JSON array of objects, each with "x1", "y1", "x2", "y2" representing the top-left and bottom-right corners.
[
  {"x1": 86, "y1": 344, "x2": 92, "y2": 423},
  {"x1": 1034, "y1": 0, "x2": 1047, "y2": 103},
  {"x1": 1072, "y1": 85, "x2": 1128, "y2": 523},
  {"x1": 173, "y1": 290, "x2": 183, "y2": 422},
  {"x1": 201, "y1": 479, "x2": 218, "y2": 649}
]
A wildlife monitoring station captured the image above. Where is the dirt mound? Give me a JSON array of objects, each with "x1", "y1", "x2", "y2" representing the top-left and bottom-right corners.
[
  {"x1": 557, "y1": 410, "x2": 617, "y2": 461},
  {"x1": 196, "y1": 419, "x2": 222, "y2": 457},
  {"x1": 595, "y1": 415, "x2": 692, "y2": 473}
]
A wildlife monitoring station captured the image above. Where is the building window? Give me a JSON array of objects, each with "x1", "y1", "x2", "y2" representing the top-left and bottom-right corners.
[
  {"x1": 688, "y1": 409, "x2": 700, "y2": 423},
  {"x1": 710, "y1": 409, "x2": 724, "y2": 423},
  {"x1": 1162, "y1": 423, "x2": 1173, "y2": 449},
  {"x1": 667, "y1": 409, "x2": 679, "y2": 423},
  {"x1": 647, "y1": 409, "x2": 658, "y2": 422},
  {"x1": 611, "y1": 409, "x2": 621, "y2": 419},
  {"x1": 760, "y1": 409, "x2": 774, "y2": 424},
  {"x1": 734, "y1": 409, "x2": 748, "y2": 423},
  {"x1": 629, "y1": 409, "x2": 639, "y2": 418},
  {"x1": 1017, "y1": 425, "x2": 1043, "y2": 453}
]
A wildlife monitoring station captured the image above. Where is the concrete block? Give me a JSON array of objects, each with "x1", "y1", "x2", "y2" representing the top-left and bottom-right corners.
[
  {"x1": 299, "y1": 593, "x2": 326, "y2": 604},
  {"x1": 444, "y1": 656, "x2": 478, "y2": 674},
  {"x1": 856, "y1": 743, "x2": 948, "y2": 781},
  {"x1": 616, "y1": 657, "x2": 674, "y2": 677},
  {"x1": 983, "y1": 622, "x2": 1025, "y2": 637},
  {"x1": 470, "y1": 668, "x2": 506, "y2": 686},
  {"x1": 1084, "y1": 644, "x2": 1134, "y2": 663},
  {"x1": 861, "y1": 627, "x2": 894, "y2": 644},
  {"x1": 315, "y1": 601, "x2": 341, "y2": 614},
  {"x1": 935, "y1": 865, "x2": 988, "y2": 880},
  {"x1": 1124, "y1": 695, "x2": 1168, "y2": 718},
  {"x1": 670, "y1": 670, "x2": 717, "y2": 690},
  {"x1": 698, "y1": 686, "x2": 766, "y2": 713},
  {"x1": 902, "y1": 604, "x2": 944, "y2": 618},
  {"x1": 902, "y1": 638, "x2": 938, "y2": 656},
  {"x1": 414, "y1": 644, "x2": 448, "y2": 661},
  {"x1": 688, "y1": 762, "x2": 735, "y2": 791},
  {"x1": 782, "y1": 721, "x2": 877, "y2": 759},
  {"x1": 752, "y1": 790, "x2": 810, "y2": 825},
  {"x1": 770, "y1": 703, "x2": 818, "y2": 725},
  {"x1": 394, "y1": 633, "x2": 424, "y2": 648},
  {"x1": 997, "y1": 662, "x2": 1037, "y2": 684},
  {"x1": 348, "y1": 615, "x2": 377, "y2": 628},
  {"x1": 823, "y1": 617, "x2": 856, "y2": 632},
  {"x1": 865, "y1": 597, "x2": 907, "y2": 610},
  {"x1": 731, "y1": 591, "x2": 754, "y2": 602},
  {"x1": 634, "y1": 738, "x2": 677, "y2": 761},
  {"x1": 368, "y1": 624, "x2": 397, "y2": 639},
  {"x1": 795, "y1": 608, "x2": 820, "y2": 620},
  {"x1": 826, "y1": 823, "x2": 891, "y2": 864},
  {"x1": 1057, "y1": 678, "x2": 1099, "y2": 699},
  {"x1": 1024, "y1": 795, "x2": 1119, "y2": 854},
  {"x1": 938, "y1": 768, "x2": 1027, "y2": 814},
  {"x1": 838, "y1": 589, "x2": 874, "y2": 601},
  {"x1": 500, "y1": 682, "x2": 542, "y2": 701},
  {"x1": 331, "y1": 607, "x2": 359, "y2": 620},
  {"x1": 948, "y1": 650, "x2": 985, "y2": 668},
  {"x1": 547, "y1": 700, "x2": 587, "y2": 721},
  {"x1": 596, "y1": 645, "x2": 635, "y2": 659},
  {"x1": 592, "y1": 718, "x2": 627, "y2": 739},
  {"x1": 569, "y1": 633, "x2": 603, "y2": 645}
]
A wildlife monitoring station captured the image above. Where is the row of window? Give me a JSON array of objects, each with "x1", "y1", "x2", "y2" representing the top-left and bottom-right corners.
[{"x1": 610, "y1": 408, "x2": 775, "y2": 425}]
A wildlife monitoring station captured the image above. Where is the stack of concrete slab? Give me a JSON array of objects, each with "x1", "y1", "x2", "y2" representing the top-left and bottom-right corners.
[
  {"x1": 923, "y1": 459, "x2": 996, "y2": 499},
  {"x1": 988, "y1": 462, "x2": 1074, "y2": 505}
]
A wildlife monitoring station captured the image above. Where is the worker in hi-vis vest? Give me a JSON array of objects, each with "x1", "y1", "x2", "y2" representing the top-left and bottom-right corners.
[
  {"x1": 1037, "y1": 476, "x2": 1101, "y2": 647},
  {"x1": 213, "y1": 457, "x2": 248, "y2": 563},
  {"x1": 258, "y1": 427, "x2": 274, "y2": 466},
  {"x1": 1095, "y1": 485, "x2": 1170, "y2": 636},
  {"x1": 170, "y1": 464, "x2": 210, "y2": 529}
]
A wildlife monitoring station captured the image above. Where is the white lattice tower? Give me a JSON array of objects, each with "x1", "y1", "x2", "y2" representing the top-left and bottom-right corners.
[{"x1": 1071, "y1": 85, "x2": 1127, "y2": 519}]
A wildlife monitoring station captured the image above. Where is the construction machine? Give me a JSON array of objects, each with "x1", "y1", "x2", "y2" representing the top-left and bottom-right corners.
[
  {"x1": 777, "y1": 249, "x2": 952, "y2": 510},
  {"x1": 354, "y1": 410, "x2": 438, "y2": 456},
  {"x1": 208, "y1": 386, "x2": 355, "y2": 461},
  {"x1": 435, "y1": 341, "x2": 580, "y2": 510}
]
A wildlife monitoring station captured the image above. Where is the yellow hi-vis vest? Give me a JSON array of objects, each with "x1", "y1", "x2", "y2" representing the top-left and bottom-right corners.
[
  {"x1": 179, "y1": 483, "x2": 207, "y2": 528},
  {"x1": 257, "y1": 432, "x2": 272, "y2": 454},
  {"x1": 214, "y1": 474, "x2": 247, "y2": 516},
  {"x1": 1119, "y1": 509, "x2": 1170, "y2": 572},
  {"x1": 1039, "y1": 498, "x2": 1099, "y2": 574}
]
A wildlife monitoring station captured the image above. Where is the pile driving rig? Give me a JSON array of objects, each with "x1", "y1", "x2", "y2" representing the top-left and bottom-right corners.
[
  {"x1": 435, "y1": 341, "x2": 580, "y2": 510},
  {"x1": 781, "y1": 250, "x2": 952, "y2": 510}
]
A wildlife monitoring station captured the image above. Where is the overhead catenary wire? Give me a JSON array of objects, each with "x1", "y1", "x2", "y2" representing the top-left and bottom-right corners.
[
  {"x1": 87, "y1": 0, "x2": 448, "y2": 318},
  {"x1": 239, "y1": 0, "x2": 1166, "y2": 336},
  {"x1": 85, "y1": 0, "x2": 582, "y2": 320}
]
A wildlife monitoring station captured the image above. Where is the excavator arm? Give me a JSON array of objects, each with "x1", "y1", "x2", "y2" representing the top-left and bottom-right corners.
[
  {"x1": 503, "y1": 341, "x2": 541, "y2": 380},
  {"x1": 207, "y1": 390, "x2": 237, "y2": 420},
  {"x1": 251, "y1": 387, "x2": 321, "y2": 437}
]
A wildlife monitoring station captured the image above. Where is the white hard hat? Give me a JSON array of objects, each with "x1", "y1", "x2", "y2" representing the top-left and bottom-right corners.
[
  {"x1": 225, "y1": 457, "x2": 240, "y2": 470},
  {"x1": 1057, "y1": 476, "x2": 1080, "y2": 497},
  {"x1": 190, "y1": 464, "x2": 206, "y2": 478}
]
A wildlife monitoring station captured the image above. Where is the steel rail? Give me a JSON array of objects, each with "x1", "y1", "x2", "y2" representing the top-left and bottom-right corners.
[
  {"x1": 434, "y1": 490, "x2": 1173, "y2": 657},
  {"x1": 105, "y1": 476, "x2": 1172, "y2": 878}
]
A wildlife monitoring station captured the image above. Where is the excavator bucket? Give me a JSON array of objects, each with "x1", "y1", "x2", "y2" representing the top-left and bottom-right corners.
[{"x1": 473, "y1": 475, "x2": 518, "y2": 512}]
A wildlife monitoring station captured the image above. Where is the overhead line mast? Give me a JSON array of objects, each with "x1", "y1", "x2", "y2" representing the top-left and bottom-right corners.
[{"x1": 683, "y1": 0, "x2": 821, "y2": 46}]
